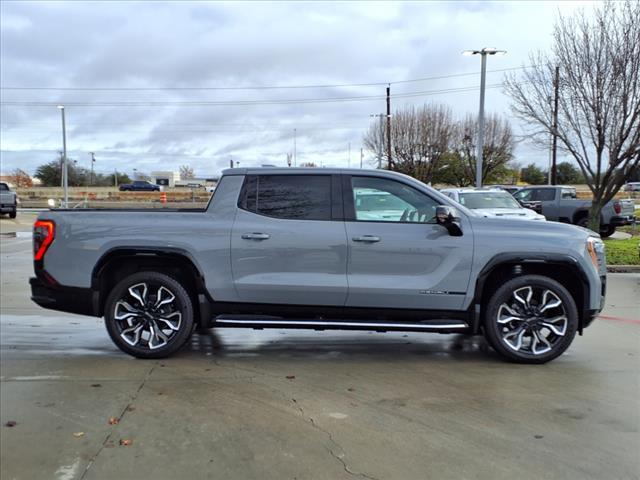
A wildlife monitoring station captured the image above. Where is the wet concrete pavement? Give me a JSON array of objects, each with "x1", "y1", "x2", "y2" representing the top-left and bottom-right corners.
[{"x1": 1, "y1": 215, "x2": 639, "y2": 480}]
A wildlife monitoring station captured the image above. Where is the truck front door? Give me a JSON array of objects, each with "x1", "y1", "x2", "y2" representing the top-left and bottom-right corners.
[{"x1": 343, "y1": 175, "x2": 473, "y2": 311}]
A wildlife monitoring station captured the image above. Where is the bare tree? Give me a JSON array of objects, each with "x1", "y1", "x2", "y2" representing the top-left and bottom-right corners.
[
  {"x1": 179, "y1": 164, "x2": 195, "y2": 180},
  {"x1": 451, "y1": 114, "x2": 515, "y2": 184},
  {"x1": 505, "y1": 0, "x2": 640, "y2": 230},
  {"x1": 364, "y1": 104, "x2": 454, "y2": 182},
  {"x1": 10, "y1": 168, "x2": 33, "y2": 188}
]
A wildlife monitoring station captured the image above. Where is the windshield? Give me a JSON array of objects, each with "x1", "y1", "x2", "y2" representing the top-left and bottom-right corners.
[{"x1": 458, "y1": 192, "x2": 521, "y2": 209}]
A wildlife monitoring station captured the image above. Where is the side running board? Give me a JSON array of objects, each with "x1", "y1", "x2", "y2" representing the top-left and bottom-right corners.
[{"x1": 213, "y1": 317, "x2": 469, "y2": 332}]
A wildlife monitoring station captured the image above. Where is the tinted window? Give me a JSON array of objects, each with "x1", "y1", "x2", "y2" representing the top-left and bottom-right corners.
[
  {"x1": 239, "y1": 175, "x2": 331, "y2": 221},
  {"x1": 0, "y1": 183, "x2": 8, "y2": 191},
  {"x1": 351, "y1": 176, "x2": 438, "y2": 223},
  {"x1": 561, "y1": 188, "x2": 577, "y2": 199},
  {"x1": 535, "y1": 189, "x2": 555, "y2": 201}
]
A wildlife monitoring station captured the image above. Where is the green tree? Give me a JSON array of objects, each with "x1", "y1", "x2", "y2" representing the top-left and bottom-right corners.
[
  {"x1": 555, "y1": 162, "x2": 583, "y2": 184},
  {"x1": 431, "y1": 153, "x2": 473, "y2": 186},
  {"x1": 35, "y1": 158, "x2": 94, "y2": 187},
  {"x1": 34, "y1": 160, "x2": 63, "y2": 187},
  {"x1": 520, "y1": 163, "x2": 546, "y2": 185}
]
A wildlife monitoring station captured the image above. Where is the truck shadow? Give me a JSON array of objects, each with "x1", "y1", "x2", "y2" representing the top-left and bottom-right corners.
[{"x1": 181, "y1": 328, "x2": 499, "y2": 363}]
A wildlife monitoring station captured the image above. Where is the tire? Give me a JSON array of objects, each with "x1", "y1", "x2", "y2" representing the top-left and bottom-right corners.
[
  {"x1": 599, "y1": 225, "x2": 615, "y2": 238},
  {"x1": 104, "y1": 271, "x2": 194, "y2": 359},
  {"x1": 9, "y1": 209, "x2": 16, "y2": 219},
  {"x1": 483, "y1": 274, "x2": 578, "y2": 364},
  {"x1": 576, "y1": 216, "x2": 602, "y2": 235}
]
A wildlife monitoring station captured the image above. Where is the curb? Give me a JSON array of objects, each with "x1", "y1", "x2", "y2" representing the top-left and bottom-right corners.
[{"x1": 607, "y1": 265, "x2": 640, "y2": 273}]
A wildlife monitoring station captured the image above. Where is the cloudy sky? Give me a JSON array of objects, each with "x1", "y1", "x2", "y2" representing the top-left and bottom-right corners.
[{"x1": 1, "y1": 0, "x2": 599, "y2": 178}]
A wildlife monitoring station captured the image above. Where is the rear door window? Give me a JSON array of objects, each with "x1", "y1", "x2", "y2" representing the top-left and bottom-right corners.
[
  {"x1": 239, "y1": 175, "x2": 332, "y2": 221},
  {"x1": 534, "y1": 189, "x2": 556, "y2": 201}
]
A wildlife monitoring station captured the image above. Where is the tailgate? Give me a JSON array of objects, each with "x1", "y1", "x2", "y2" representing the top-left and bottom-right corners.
[{"x1": 619, "y1": 199, "x2": 635, "y2": 216}]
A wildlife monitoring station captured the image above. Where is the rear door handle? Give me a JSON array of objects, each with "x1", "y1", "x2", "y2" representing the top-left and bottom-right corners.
[
  {"x1": 241, "y1": 233, "x2": 271, "y2": 240},
  {"x1": 352, "y1": 235, "x2": 380, "y2": 243}
]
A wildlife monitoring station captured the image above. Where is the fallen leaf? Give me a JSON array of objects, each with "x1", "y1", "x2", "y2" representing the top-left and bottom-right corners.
[
  {"x1": 73, "y1": 432, "x2": 85, "y2": 438},
  {"x1": 347, "y1": 388, "x2": 355, "y2": 392},
  {"x1": 286, "y1": 375, "x2": 295, "y2": 380},
  {"x1": 119, "y1": 439, "x2": 132, "y2": 446},
  {"x1": 534, "y1": 435, "x2": 544, "y2": 439},
  {"x1": 5, "y1": 421, "x2": 17, "y2": 428},
  {"x1": 126, "y1": 406, "x2": 136, "y2": 412},
  {"x1": 108, "y1": 417, "x2": 119, "y2": 425},
  {"x1": 90, "y1": 384, "x2": 101, "y2": 388}
]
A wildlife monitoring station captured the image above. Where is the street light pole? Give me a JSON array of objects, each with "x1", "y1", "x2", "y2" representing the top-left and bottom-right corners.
[
  {"x1": 462, "y1": 47, "x2": 506, "y2": 188},
  {"x1": 57, "y1": 105, "x2": 68, "y2": 207}
]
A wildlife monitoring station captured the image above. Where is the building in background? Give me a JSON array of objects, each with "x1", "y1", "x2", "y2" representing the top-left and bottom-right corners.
[{"x1": 150, "y1": 171, "x2": 181, "y2": 187}]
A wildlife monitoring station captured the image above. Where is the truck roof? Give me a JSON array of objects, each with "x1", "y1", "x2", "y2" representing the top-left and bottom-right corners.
[{"x1": 221, "y1": 167, "x2": 408, "y2": 176}]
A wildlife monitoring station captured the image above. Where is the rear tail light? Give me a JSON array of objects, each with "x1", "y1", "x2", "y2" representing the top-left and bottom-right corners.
[
  {"x1": 33, "y1": 220, "x2": 55, "y2": 261},
  {"x1": 613, "y1": 201, "x2": 621, "y2": 214}
]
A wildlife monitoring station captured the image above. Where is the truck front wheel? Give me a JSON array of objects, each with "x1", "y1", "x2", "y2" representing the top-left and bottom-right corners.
[
  {"x1": 9, "y1": 209, "x2": 16, "y2": 219},
  {"x1": 104, "y1": 271, "x2": 194, "y2": 358},
  {"x1": 483, "y1": 275, "x2": 578, "y2": 364}
]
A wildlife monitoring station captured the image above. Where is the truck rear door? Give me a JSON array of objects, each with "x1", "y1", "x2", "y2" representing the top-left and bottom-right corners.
[{"x1": 231, "y1": 174, "x2": 348, "y2": 306}]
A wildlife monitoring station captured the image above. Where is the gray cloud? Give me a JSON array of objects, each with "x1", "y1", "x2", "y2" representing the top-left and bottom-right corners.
[{"x1": 1, "y1": 1, "x2": 598, "y2": 177}]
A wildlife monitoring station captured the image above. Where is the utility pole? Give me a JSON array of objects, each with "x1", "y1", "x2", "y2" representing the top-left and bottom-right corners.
[
  {"x1": 293, "y1": 129, "x2": 297, "y2": 166},
  {"x1": 386, "y1": 84, "x2": 392, "y2": 170},
  {"x1": 348, "y1": 142, "x2": 351, "y2": 168},
  {"x1": 57, "y1": 106, "x2": 68, "y2": 207},
  {"x1": 230, "y1": 157, "x2": 234, "y2": 169},
  {"x1": 551, "y1": 65, "x2": 560, "y2": 185},
  {"x1": 114, "y1": 169, "x2": 118, "y2": 187},
  {"x1": 89, "y1": 152, "x2": 95, "y2": 186},
  {"x1": 360, "y1": 147, "x2": 363, "y2": 169}
]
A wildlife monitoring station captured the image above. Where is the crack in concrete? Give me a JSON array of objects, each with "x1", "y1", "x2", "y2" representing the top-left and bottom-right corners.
[
  {"x1": 291, "y1": 398, "x2": 379, "y2": 480},
  {"x1": 79, "y1": 364, "x2": 156, "y2": 480}
]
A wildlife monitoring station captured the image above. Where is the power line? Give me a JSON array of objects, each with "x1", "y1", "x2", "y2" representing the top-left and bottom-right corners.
[
  {"x1": 0, "y1": 67, "x2": 528, "y2": 91},
  {"x1": 0, "y1": 84, "x2": 504, "y2": 107}
]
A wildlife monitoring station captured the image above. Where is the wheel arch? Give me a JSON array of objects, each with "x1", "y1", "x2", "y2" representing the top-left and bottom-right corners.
[
  {"x1": 473, "y1": 253, "x2": 590, "y2": 335},
  {"x1": 92, "y1": 247, "x2": 213, "y2": 327}
]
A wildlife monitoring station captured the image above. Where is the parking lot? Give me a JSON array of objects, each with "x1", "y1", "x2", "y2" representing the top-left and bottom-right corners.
[{"x1": 1, "y1": 213, "x2": 639, "y2": 480}]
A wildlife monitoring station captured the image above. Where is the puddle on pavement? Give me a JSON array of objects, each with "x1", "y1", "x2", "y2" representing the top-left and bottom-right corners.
[{"x1": 0, "y1": 231, "x2": 32, "y2": 238}]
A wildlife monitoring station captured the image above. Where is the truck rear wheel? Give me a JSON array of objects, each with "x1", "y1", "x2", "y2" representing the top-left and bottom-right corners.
[
  {"x1": 9, "y1": 209, "x2": 16, "y2": 219},
  {"x1": 104, "y1": 271, "x2": 194, "y2": 358},
  {"x1": 483, "y1": 275, "x2": 578, "y2": 364}
]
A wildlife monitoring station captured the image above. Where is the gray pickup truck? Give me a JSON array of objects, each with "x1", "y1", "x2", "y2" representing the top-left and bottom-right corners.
[
  {"x1": 30, "y1": 168, "x2": 607, "y2": 363},
  {"x1": 512, "y1": 185, "x2": 635, "y2": 237},
  {"x1": 0, "y1": 182, "x2": 17, "y2": 218}
]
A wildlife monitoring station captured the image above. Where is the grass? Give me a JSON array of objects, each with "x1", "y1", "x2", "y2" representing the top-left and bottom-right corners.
[{"x1": 603, "y1": 238, "x2": 640, "y2": 265}]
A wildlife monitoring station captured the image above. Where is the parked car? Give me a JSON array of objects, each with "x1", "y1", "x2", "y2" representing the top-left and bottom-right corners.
[
  {"x1": 119, "y1": 180, "x2": 161, "y2": 192},
  {"x1": 486, "y1": 185, "x2": 522, "y2": 196},
  {"x1": 512, "y1": 186, "x2": 635, "y2": 237},
  {"x1": 440, "y1": 188, "x2": 546, "y2": 221},
  {"x1": 30, "y1": 168, "x2": 606, "y2": 364},
  {"x1": 0, "y1": 182, "x2": 17, "y2": 218},
  {"x1": 623, "y1": 182, "x2": 640, "y2": 192}
]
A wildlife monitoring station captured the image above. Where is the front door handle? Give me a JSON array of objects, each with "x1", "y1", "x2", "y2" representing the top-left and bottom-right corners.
[
  {"x1": 352, "y1": 235, "x2": 381, "y2": 243},
  {"x1": 241, "y1": 233, "x2": 271, "y2": 240}
]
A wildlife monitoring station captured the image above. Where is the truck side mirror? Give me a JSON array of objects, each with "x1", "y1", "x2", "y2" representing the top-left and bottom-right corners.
[{"x1": 436, "y1": 206, "x2": 463, "y2": 237}]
